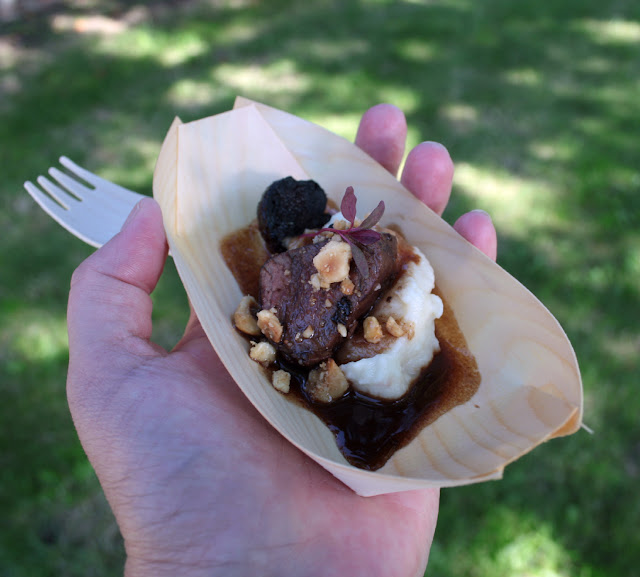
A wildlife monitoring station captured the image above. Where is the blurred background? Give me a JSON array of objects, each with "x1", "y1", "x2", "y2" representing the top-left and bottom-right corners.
[{"x1": 1, "y1": 1, "x2": 638, "y2": 575}]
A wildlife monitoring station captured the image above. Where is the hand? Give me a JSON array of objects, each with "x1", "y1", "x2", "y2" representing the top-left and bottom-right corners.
[{"x1": 66, "y1": 104, "x2": 497, "y2": 577}]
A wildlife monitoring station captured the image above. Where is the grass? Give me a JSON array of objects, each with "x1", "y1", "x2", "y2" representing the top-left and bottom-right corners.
[{"x1": 1, "y1": 0, "x2": 639, "y2": 575}]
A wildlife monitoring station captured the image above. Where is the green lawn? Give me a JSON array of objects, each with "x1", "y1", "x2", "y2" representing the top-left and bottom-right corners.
[{"x1": 1, "y1": 1, "x2": 639, "y2": 575}]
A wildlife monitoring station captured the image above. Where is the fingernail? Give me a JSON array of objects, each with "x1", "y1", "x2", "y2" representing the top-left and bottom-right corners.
[
  {"x1": 470, "y1": 209, "x2": 492, "y2": 220},
  {"x1": 121, "y1": 198, "x2": 147, "y2": 231}
]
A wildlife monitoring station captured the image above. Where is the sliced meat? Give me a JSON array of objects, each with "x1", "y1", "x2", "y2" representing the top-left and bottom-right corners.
[{"x1": 259, "y1": 233, "x2": 398, "y2": 366}]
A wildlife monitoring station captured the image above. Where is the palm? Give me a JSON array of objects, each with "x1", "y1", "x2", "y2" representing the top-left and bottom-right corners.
[{"x1": 66, "y1": 104, "x2": 496, "y2": 577}]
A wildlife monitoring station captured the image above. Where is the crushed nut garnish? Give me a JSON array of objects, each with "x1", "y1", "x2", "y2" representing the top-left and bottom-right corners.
[
  {"x1": 233, "y1": 295, "x2": 260, "y2": 336},
  {"x1": 385, "y1": 316, "x2": 405, "y2": 338},
  {"x1": 306, "y1": 359, "x2": 349, "y2": 403},
  {"x1": 402, "y1": 320, "x2": 416, "y2": 340},
  {"x1": 337, "y1": 323, "x2": 347, "y2": 337},
  {"x1": 302, "y1": 325, "x2": 315, "y2": 339},
  {"x1": 313, "y1": 238, "x2": 352, "y2": 286},
  {"x1": 325, "y1": 299, "x2": 332, "y2": 308},
  {"x1": 340, "y1": 277, "x2": 355, "y2": 295},
  {"x1": 272, "y1": 370, "x2": 291, "y2": 393},
  {"x1": 374, "y1": 283, "x2": 381, "y2": 291},
  {"x1": 295, "y1": 332, "x2": 303, "y2": 343},
  {"x1": 308, "y1": 273, "x2": 323, "y2": 291},
  {"x1": 257, "y1": 308, "x2": 283, "y2": 343},
  {"x1": 332, "y1": 219, "x2": 349, "y2": 231},
  {"x1": 249, "y1": 341, "x2": 276, "y2": 364},
  {"x1": 363, "y1": 316, "x2": 383, "y2": 343}
]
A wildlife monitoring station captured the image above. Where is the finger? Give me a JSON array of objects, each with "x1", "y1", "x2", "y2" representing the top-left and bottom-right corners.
[
  {"x1": 453, "y1": 209, "x2": 498, "y2": 261},
  {"x1": 400, "y1": 142, "x2": 454, "y2": 216},
  {"x1": 67, "y1": 197, "x2": 168, "y2": 365},
  {"x1": 355, "y1": 104, "x2": 407, "y2": 176}
]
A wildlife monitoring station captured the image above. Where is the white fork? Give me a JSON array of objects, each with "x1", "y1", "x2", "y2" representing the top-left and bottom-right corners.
[{"x1": 24, "y1": 156, "x2": 147, "y2": 249}]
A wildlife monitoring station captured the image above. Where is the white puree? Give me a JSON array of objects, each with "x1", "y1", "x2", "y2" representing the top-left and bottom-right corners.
[{"x1": 340, "y1": 245, "x2": 444, "y2": 400}]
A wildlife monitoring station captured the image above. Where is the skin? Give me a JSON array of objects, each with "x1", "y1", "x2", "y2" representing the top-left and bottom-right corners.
[{"x1": 66, "y1": 103, "x2": 497, "y2": 577}]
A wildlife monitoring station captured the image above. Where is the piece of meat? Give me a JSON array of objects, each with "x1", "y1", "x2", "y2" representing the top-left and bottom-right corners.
[{"x1": 259, "y1": 233, "x2": 398, "y2": 366}]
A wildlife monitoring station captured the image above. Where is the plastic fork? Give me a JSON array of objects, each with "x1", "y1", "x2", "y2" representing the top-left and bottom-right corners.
[{"x1": 24, "y1": 156, "x2": 147, "y2": 248}]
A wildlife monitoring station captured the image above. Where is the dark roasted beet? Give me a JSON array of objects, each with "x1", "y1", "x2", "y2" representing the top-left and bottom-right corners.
[
  {"x1": 259, "y1": 233, "x2": 398, "y2": 366},
  {"x1": 257, "y1": 177, "x2": 330, "y2": 253}
]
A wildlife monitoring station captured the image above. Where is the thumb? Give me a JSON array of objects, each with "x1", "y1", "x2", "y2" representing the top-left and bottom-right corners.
[{"x1": 67, "y1": 197, "x2": 168, "y2": 373}]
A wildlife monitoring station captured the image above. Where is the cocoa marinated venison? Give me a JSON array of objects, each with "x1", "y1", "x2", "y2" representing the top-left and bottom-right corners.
[{"x1": 259, "y1": 233, "x2": 398, "y2": 366}]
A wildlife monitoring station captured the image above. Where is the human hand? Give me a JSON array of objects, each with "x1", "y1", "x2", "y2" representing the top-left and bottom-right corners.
[{"x1": 66, "y1": 104, "x2": 496, "y2": 577}]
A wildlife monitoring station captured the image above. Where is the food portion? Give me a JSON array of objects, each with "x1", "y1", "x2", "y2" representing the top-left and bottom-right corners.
[{"x1": 222, "y1": 176, "x2": 480, "y2": 470}]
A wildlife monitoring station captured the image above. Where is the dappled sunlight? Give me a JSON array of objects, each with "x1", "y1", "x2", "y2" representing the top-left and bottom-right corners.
[
  {"x1": 577, "y1": 18, "x2": 640, "y2": 45},
  {"x1": 305, "y1": 112, "x2": 362, "y2": 141},
  {"x1": 51, "y1": 13, "x2": 127, "y2": 36},
  {"x1": 440, "y1": 103, "x2": 478, "y2": 136},
  {"x1": 453, "y1": 162, "x2": 562, "y2": 233},
  {"x1": 96, "y1": 27, "x2": 208, "y2": 65},
  {"x1": 214, "y1": 60, "x2": 311, "y2": 100},
  {"x1": 503, "y1": 67, "x2": 542, "y2": 87},
  {"x1": 396, "y1": 38, "x2": 436, "y2": 62},
  {"x1": 492, "y1": 526, "x2": 573, "y2": 577},
  {"x1": 601, "y1": 332, "x2": 640, "y2": 369},
  {"x1": 166, "y1": 78, "x2": 219, "y2": 109},
  {"x1": 529, "y1": 139, "x2": 576, "y2": 163},
  {"x1": 432, "y1": 504, "x2": 578, "y2": 577},
  {"x1": 3, "y1": 310, "x2": 68, "y2": 364},
  {"x1": 298, "y1": 37, "x2": 370, "y2": 63}
]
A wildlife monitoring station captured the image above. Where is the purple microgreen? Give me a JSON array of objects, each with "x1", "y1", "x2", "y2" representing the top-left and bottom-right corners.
[
  {"x1": 300, "y1": 186, "x2": 385, "y2": 278},
  {"x1": 359, "y1": 201, "x2": 385, "y2": 230},
  {"x1": 340, "y1": 186, "x2": 357, "y2": 226},
  {"x1": 348, "y1": 228, "x2": 382, "y2": 245},
  {"x1": 348, "y1": 241, "x2": 370, "y2": 279}
]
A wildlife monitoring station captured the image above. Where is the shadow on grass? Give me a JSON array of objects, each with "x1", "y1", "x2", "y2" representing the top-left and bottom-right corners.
[{"x1": 2, "y1": 1, "x2": 639, "y2": 576}]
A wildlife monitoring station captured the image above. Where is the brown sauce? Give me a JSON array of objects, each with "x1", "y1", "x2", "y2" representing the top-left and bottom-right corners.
[{"x1": 221, "y1": 224, "x2": 481, "y2": 471}]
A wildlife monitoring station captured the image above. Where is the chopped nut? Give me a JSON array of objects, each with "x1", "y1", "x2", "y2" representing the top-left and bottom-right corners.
[
  {"x1": 313, "y1": 238, "x2": 352, "y2": 285},
  {"x1": 272, "y1": 370, "x2": 291, "y2": 393},
  {"x1": 249, "y1": 341, "x2": 276, "y2": 364},
  {"x1": 305, "y1": 359, "x2": 349, "y2": 403},
  {"x1": 340, "y1": 277, "x2": 355, "y2": 295},
  {"x1": 312, "y1": 229, "x2": 334, "y2": 243},
  {"x1": 325, "y1": 299, "x2": 332, "y2": 308},
  {"x1": 374, "y1": 283, "x2": 381, "y2": 291},
  {"x1": 332, "y1": 219, "x2": 349, "y2": 231},
  {"x1": 257, "y1": 308, "x2": 283, "y2": 343},
  {"x1": 363, "y1": 316, "x2": 383, "y2": 343},
  {"x1": 284, "y1": 269, "x2": 291, "y2": 276},
  {"x1": 385, "y1": 316, "x2": 405, "y2": 338},
  {"x1": 337, "y1": 323, "x2": 347, "y2": 337},
  {"x1": 295, "y1": 332, "x2": 303, "y2": 343},
  {"x1": 309, "y1": 273, "x2": 322, "y2": 291},
  {"x1": 401, "y1": 320, "x2": 416, "y2": 340},
  {"x1": 233, "y1": 295, "x2": 260, "y2": 336},
  {"x1": 302, "y1": 325, "x2": 315, "y2": 339}
]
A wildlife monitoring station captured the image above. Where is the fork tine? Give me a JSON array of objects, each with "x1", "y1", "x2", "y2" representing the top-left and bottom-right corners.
[
  {"x1": 36, "y1": 175, "x2": 79, "y2": 210},
  {"x1": 58, "y1": 156, "x2": 146, "y2": 204},
  {"x1": 58, "y1": 156, "x2": 104, "y2": 189},
  {"x1": 25, "y1": 180, "x2": 101, "y2": 248},
  {"x1": 24, "y1": 180, "x2": 68, "y2": 213},
  {"x1": 48, "y1": 167, "x2": 91, "y2": 201}
]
